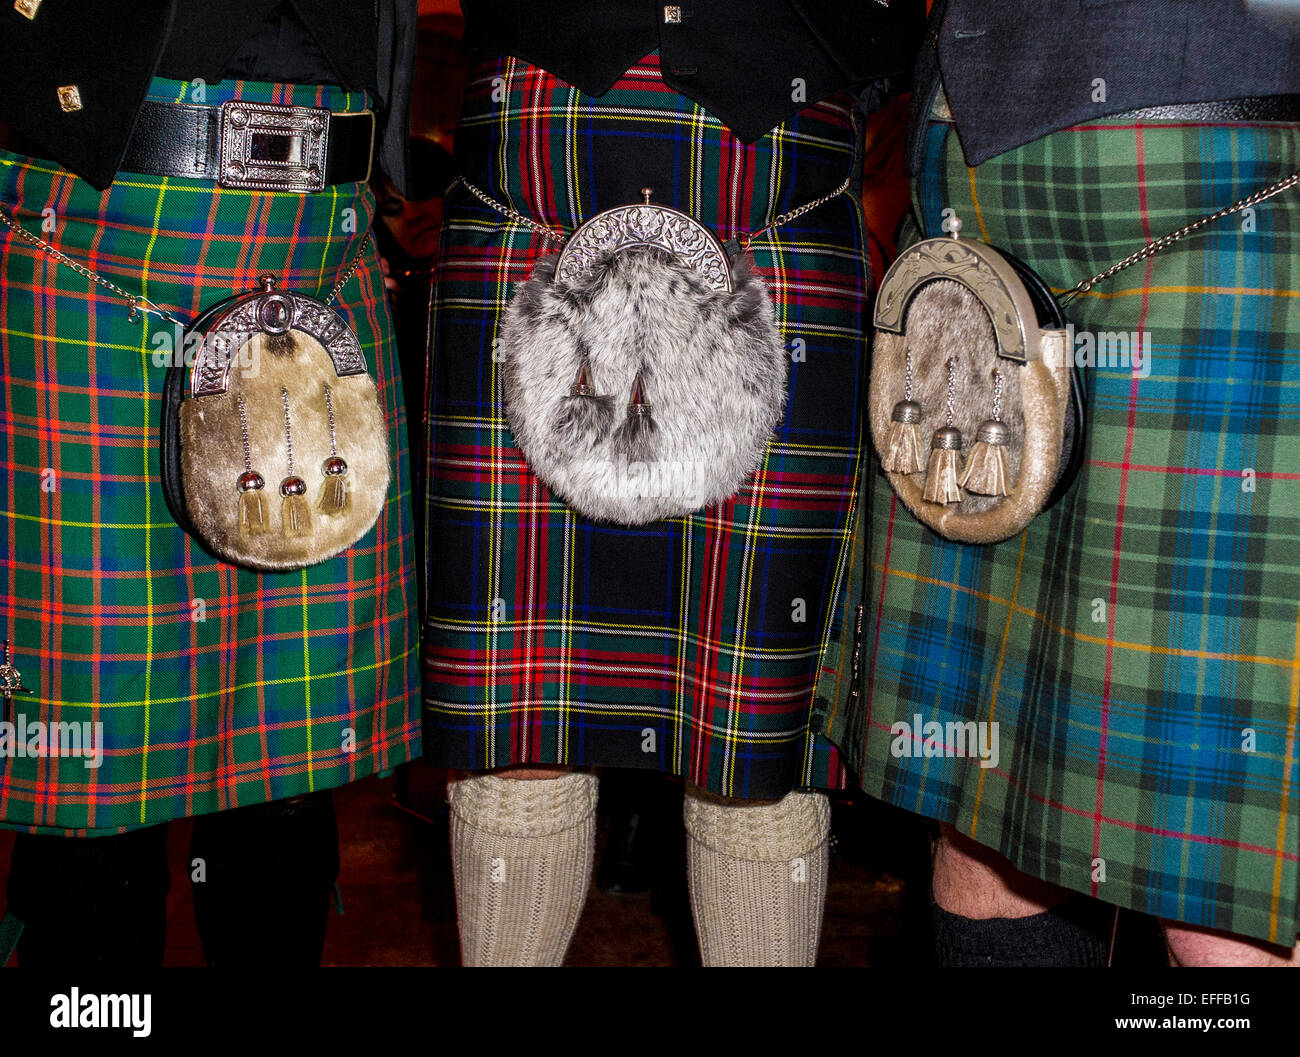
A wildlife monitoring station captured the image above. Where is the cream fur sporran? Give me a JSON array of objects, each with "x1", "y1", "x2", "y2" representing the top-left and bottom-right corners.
[
  {"x1": 161, "y1": 276, "x2": 390, "y2": 571},
  {"x1": 498, "y1": 193, "x2": 787, "y2": 525},
  {"x1": 870, "y1": 228, "x2": 1085, "y2": 545}
]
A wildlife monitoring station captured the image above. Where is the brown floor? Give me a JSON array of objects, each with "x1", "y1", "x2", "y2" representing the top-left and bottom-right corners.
[{"x1": 0, "y1": 764, "x2": 929, "y2": 967}]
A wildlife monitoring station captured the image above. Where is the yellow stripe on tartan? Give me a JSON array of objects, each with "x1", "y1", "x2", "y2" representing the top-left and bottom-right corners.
[
  {"x1": 970, "y1": 532, "x2": 1029, "y2": 838},
  {"x1": 1, "y1": 328, "x2": 166, "y2": 354},
  {"x1": 966, "y1": 166, "x2": 991, "y2": 243},
  {"x1": 1057, "y1": 286, "x2": 1300, "y2": 301},
  {"x1": 38, "y1": 643, "x2": 417, "y2": 709},
  {"x1": 674, "y1": 519, "x2": 689, "y2": 775},
  {"x1": 877, "y1": 562, "x2": 1300, "y2": 671},
  {"x1": 136, "y1": 175, "x2": 174, "y2": 824},
  {"x1": 1271, "y1": 608, "x2": 1300, "y2": 943},
  {"x1": 2, "y1": 512, "x2": 171, "y2": 529}
]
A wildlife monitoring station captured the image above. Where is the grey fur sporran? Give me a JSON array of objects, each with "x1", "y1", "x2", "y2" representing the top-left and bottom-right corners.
[{"x1": 498, "y1": 193, "x2": 788, "y2": 525}]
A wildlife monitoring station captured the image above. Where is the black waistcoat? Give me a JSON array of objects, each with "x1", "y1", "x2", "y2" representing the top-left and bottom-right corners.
[
  {"x1": 461, "y1": 0, "x2": 927, "y2": 143},
  {"x1": 0, "y1": 0, "x2": 414, "y2": 191},
  {"x1": 908, "y1": 0, "x2": 1300, "y2": 172}
]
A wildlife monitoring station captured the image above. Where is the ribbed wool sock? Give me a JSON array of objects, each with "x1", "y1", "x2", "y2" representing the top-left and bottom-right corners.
[
  {"x1": 683, "y1": 786, "x2": 831, "y2": 966},
  {"x1": 448, "y1": 771, "x2": 599, "y2": 966},
  {"x1": 931, "y1": 894, "x2": 1112, "y2": 967}
]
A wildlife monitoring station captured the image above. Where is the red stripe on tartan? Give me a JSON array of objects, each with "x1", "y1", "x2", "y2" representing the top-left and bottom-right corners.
[
  {"x1": 433, "y1": 445, "x2": 851, "y2": 511},
  {"x1": 529, "y1": 478, "x2": 551, "y2": 761},
  {"x1": 1093, "y1": 128, "x2": 1157, "y2": 897},
  {"x1": 0, "y1": 725, "x2": 419, "y2": 804},
  {"x1": 429, "y1": 650, "x2": 818, "y2": 699}
]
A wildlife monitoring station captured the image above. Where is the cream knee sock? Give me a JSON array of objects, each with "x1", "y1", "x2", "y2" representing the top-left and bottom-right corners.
[
  {"x1": 448, "y1": 771, "x2": 598, "y2": 966},
  {"x1": 683, "y1": 786, "x2": 831, "y2": 967}
]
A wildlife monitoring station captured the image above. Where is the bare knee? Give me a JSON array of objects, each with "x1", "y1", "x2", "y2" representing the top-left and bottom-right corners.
[
  {"x1": 932, "y1": 823, "x2": 1070, "y2": 919},
  {"x1": 445, "y1": 764, "x2": 577, "y2": 800},
  {"x1": 1162, "y1": 921, "x2": 1300, "y2": 967}
]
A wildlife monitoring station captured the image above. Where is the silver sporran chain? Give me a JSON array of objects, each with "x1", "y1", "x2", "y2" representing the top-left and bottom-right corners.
[
  {"x1": 1061, "y1": 168, "x2": 1300, "y2": 304},
  {"x1": 454, "y1": 175, "x2": 853, "y2": 251},
  {"x1": 0, "y1": 203, "x2": 372, "y2": 325}
]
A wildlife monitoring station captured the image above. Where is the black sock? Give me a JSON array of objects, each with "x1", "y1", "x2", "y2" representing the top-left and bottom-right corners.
[
  {"x1": 6, "y1": 824, "x2": 170, "y2": 968},
  {"x1": 190, "y1": 791, "x2": 338, "y2": 967},
  {"x1": 932, "y1": 894, "x2": 1112, "y2": 967}
]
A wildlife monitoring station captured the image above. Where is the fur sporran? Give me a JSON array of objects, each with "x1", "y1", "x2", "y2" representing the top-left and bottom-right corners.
[
  {"x1": 499, "y1": 245, "x2": 787, "y2": 525},
  {"x1": 870, "y1": 234, "x2": 1085, "y2": 544},
  {"x1": 161, "y1": 277, "x2": 390, "y2": 571}
]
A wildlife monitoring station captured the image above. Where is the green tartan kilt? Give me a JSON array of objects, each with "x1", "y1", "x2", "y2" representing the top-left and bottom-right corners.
[
  {"x1": 0, "y1": 78, "x2": 421, "y2": 836},
  {"x1": 827, "y1": 116, "x2": 1300, "y2": 945}
]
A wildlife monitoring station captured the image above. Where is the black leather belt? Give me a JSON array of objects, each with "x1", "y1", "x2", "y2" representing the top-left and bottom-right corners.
[
  {"x1": 929, "y1": 93, "x2": 1300, "y2": 126},
  {"x1": 1110, "y1": 94, "x2": 1300, "y2": 123},
  {"x1": 1, "y1": 99, "x2": 375, "y2": 192}
]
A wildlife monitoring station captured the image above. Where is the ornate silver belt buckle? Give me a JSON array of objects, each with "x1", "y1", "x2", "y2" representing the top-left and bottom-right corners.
[{"x1": 217, "y1": 101, "x2": 330, "y2": 193}]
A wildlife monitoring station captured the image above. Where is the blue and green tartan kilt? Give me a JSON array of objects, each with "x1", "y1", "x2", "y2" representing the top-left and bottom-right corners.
[
  {"x1": 829, "y1": 115, "x2": 1300, "y2": 945},
  {"x1": 422, "y1": 52, "x2": 869, "y2": 798},
  {"x1": 0, "y1": 78, "x2": 421, "y2": 836}
]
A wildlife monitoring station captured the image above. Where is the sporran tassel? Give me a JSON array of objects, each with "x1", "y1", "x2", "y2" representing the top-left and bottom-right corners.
[
  {"x1": 923, "y1": 358, "x2": 964, "y2": 505},
  {"x1": 882, "y1": 399, "x2": 925, "y2": 474},
  {"x1": 959, "y1": 369, "x2": 1010, "y2": 497},
  {"x1": 318, "y1": 458, "x2": 351, "y2": 513},
  {"x1": 923, "y1": 427, "x2": 964, "y2": 504},
  {"x1": 281, "y1": 477, "x2": 312, "y2": 537},
  {"x1": 279, "y1": 387, "x2": 313, "y2": 537},
  {"x1": 238, "y1": 472, "x2": 269, "y2": 536},
  {"x1": 316, "y1": 385, "x2": 351, "y2": 513},
  {"x1": 234, "y1": 397, "x2": 268, "y2": 535},
  {"x1": 555, "y1": 352, "x2": 615, "y2": 444},
  {"x1": 611, "y1": 369, "x2": 658, "y2": 462},
  {"x1": 960, "y1": 420, "x2": 1010, "y2": 497},
  {"x1": 882, "y1": 349, "x2": 925, "y2": 474}
]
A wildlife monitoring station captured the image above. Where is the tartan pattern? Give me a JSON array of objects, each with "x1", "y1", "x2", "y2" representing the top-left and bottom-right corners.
[
  {"x1": 422, "y1": 53, "x2": 867, "y2": 798},
  {"x1": 836, "y1": 117, "x2": 1300, "y2": 944},
  {"x1": 0, "y1": 78, "x2": 421, "y2": 836}
]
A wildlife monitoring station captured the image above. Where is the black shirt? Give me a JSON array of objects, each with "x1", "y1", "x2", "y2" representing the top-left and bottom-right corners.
[{"x1": 158, "y1": 1, "x2": 376, "y2": 90}]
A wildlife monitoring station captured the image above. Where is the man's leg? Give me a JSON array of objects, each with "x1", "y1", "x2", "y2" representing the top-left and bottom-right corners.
[
  {"x1": 448, "y1": 764, "x2": 599, "y2": 966},
  {"x1": 189, "y1": 791, "x2": 339, "y2": 966},
  {"x1": 6, "y1": 824, "x2": 170, "y2": 968},
  {"x1": 1162, "y1": 922, "x2": 1300, "y2": 967},
  {"x1": 683, "y1": 786, "x2": 831, "y2": 966},
  {"x1": 931, "y1": 823, "x2": 1111, "y2": 966}
]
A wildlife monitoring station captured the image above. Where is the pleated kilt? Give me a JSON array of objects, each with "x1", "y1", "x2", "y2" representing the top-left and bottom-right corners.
[
  {"x1": 0, "y1": 78, "x2": 421, "y2": 836},
  {"x1": 422, "y1": 53, "x2": 868, "y2": 798},
  {"x1": 831, "y1": 115, "x2": 1300, "y2": 944}
]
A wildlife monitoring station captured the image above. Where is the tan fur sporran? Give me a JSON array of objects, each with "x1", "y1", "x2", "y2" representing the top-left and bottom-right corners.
[
  {"x1": 869, "y1": 235, "x2": 1083, "y2": 545},
  {"x1": 161, "y1": 281, "x2": 390, "y2": 572}
]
